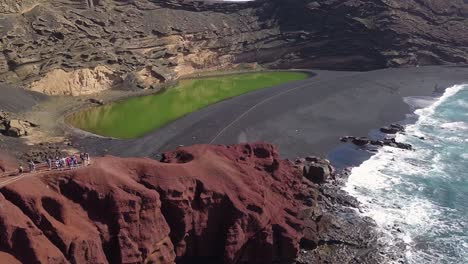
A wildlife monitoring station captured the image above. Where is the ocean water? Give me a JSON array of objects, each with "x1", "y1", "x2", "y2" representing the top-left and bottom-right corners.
[{"x1": 345, "y1": 84, "x2": 468, "y2": 263}]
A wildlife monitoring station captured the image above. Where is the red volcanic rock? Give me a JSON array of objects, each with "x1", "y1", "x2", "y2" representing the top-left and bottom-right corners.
[{"x1": 0, "y1": 143, "x2": 312, "y2": 264}]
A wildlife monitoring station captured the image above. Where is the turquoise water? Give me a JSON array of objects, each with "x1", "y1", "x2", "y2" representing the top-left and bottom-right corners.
[{"x1": 345, "y1": 84, "x2": 468, "y2": 263}]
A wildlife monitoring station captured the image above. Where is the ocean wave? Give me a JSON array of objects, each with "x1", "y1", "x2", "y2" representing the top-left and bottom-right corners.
[
  {"x1": 403, "y1": 96, "x2": 438, "y2": 109},
  {"x1": 345, "y1": 84, "x2": 468, "y2": 263},
  {"x1": 440, "y1": 121, "x2": 468, "y2": 131},
  {"x1": 413, "y1": 85, "x2": 465, "y2": 120},
  {"x1": 455, "y1": 99, "x2": 468, "y2": 109}
]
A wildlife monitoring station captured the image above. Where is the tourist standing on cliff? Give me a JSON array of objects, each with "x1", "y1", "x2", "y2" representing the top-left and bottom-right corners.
[
  {"x1": 46, "y1": 157, "x2": 52, "y2": 170},
  {"x1": 61, "y1": 157, "x2": 66, "y2": 169},
  {"x1": 71, "y1": 155, "x2": 78, "y2": 169},
  {"x1": 85, "y1": 153, "x2": 90, "y2": 166},
  {"x1": 28, "y1": 161, "x2": 35, "y2": 173}
]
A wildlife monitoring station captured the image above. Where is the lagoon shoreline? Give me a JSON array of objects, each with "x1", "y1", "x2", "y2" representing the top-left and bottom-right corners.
[{"x1": 69, "y1": 65, "x2": 468, "y2": 160}]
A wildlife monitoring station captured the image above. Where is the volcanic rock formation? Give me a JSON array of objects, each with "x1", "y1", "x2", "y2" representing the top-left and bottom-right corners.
[
  {"x1": 0, "y1": 0, "x2": 466, "y2": 95},
  {"x1": 0, "y1": 143, "x2": 381, "y2": 263}
]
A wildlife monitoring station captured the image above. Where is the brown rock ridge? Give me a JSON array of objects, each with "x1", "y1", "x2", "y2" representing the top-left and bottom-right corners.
[
  {"x1": 0, "y1": 0, "x2": 466, "y2": 95},
  {"x1": 0, "y1": 143, "x2": 381, "y2": 263}
]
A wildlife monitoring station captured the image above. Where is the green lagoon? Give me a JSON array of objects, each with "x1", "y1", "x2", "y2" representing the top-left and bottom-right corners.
[{"x1": 67, "y1": 71, "x2": 309, "y2": 139}]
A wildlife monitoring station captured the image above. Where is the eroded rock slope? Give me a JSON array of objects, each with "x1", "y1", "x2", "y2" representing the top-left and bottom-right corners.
[
  {"x1": 0, "y1": 143, "x2": 380, "y2": 263},
  {"x1": 0, "y1": 0, "x2": 466, "y2": 95}
]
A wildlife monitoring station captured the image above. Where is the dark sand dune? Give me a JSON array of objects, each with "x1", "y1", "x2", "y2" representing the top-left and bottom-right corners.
[{"x1": 72, "y1": 66, "x2": 468, "y2": 158}]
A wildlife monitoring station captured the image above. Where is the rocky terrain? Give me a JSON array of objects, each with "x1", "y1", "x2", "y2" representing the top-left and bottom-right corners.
[
  {"x1": 0, "y1": 0, "x2": 466, "y2": 95},
  {"x1": 0, "y1": 143, "x2": 381, "y2": 264}
]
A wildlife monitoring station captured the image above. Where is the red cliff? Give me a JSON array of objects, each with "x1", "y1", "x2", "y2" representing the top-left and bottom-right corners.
[{"x1": 0, "y1": 143, "x2": 314, "y2": 264}]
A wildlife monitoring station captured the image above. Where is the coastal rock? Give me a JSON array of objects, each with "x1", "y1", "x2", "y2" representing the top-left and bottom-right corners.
[
  {"x1": 380, "y1": 124, "x2": 405, "y2": 134},
  {"x1": 341, "y1": 133, "x2": 413, "y2": 151},
  {"x1": 352, "y1": 137, "x2": 370, "y2": 146},
  {"x1": 0, "y1": 143, "x2": 381, "y2": 263},
  {"x1": 380, "y1": 126, "x2": 399, "y2": 134},
  {"x1": 301, "y1": 156, "x2": 335, "y2": 184},
  {"x1": 383, "y1": 138, "x2": 413, "y2": 150}
]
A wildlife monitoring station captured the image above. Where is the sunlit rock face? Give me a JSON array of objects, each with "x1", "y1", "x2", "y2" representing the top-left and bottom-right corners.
[
  {"x1": 0, "y1": 143, "x2": 312, "y2": 263},
  {"x1": 0, "y1": 0, "x2": 467, "y2": 95}
]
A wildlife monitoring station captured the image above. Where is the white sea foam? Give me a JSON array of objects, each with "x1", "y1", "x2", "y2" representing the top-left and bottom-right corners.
[
  {"x1": 344, "y1": 84, "x2": 468, "y2": 263},
  {"x1": 440, "y1": 121, "x2": 468, "y2": 131},
  {"x1": 455, "y1": 99, "x2": 468, "y2": 109},
  {"x1": 403, "y1": 96, "x2": 438, "y2": 109}
]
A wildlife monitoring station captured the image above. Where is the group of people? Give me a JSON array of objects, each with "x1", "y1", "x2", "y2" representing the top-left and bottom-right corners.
[
  {"x1": 18, "y1": 153, "x2": 91, "y2": 174},
  {"x1": 47, "y1": 153, "x2": 90, "y2": 170}
]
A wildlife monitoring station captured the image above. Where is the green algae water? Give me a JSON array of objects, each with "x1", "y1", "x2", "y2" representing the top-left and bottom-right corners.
[{"x1": 67, "y1": 72, "x2": 308, "y2": 139}]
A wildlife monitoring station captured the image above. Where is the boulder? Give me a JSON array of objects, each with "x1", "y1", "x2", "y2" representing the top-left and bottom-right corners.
[
  {"x1": 88, "y1": 98, "x2": 104, "y2": 105},
  {"x1": 0, "y1": 122, "x2": 6, "y2": 132},
  {"x1": 4, "y1": 127, "x2": 23, "y2": 137},
  {"x1": 339, "y1": 136, "x2": 355, "y2": 142},
  {"x1": 302, "y1": 156, "x2": 335, "y2": 184},
  {"x1": 380, "y1": 126, "x2": 399, "y2": 134},
  {"x1": 382, "y1": 137, "x2": 413, "y2": 150},
  {"x1": 395, "y1": 142, "x2": 413, "y2": 150},
  {"x1": 370, "y1": 140, "x2": 384, "y2": 146},
  {"x1": 3, "y1": 119, "x2": 30, "y2": 137},
  {"x1": 380, "y1": 124, "x2": 405, "y2": 134},
  {"x1": 352, "y1": 137, "x2": 370, "y2": 146},
  {"x1": 0, "y1": 110, "x2": 9, "y2": 121}
]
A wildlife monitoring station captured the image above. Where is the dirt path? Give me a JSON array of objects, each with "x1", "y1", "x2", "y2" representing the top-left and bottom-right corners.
[{"x1": 0, "y1": 161, "x2": 91, "y2": 189}]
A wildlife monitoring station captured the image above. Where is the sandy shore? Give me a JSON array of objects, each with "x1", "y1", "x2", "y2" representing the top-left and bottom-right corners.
[
  {"x1": 0, "y1": 84, "x2": 46, "y2": 113},
  {"x1": 65, "y1": 65, "x2": 468, "y2": 159}
]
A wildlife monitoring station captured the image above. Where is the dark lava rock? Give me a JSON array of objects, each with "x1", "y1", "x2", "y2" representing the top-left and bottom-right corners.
[
  {"x1": 380, "y1": 124, "x2": 405, "y2": 134},
  {"x1": 297, "y1": 183, "x2": 384, "y2": 264},
  {"x1": 371, "y1": 140, "x2": 384, "y2": 146},
  {"x1": 0, "y1": 111, "x2": 36, "y2": 138},
  {"x1": 341, "y1": 133, "x2": 413, "y2": 150},
  {"x1": 88, "y1": 98, "x2": 104, "y2": 105},
  {"x1": 380, "y1": 126, "x2": 400, "y2": 134},
  {"x1": 0, "y1": 0, "x2": 467, "y2": 91},
  {"x1": 339, "y1": 136, "x2": 355, "y2": 142},
  {"x1": 352, "y1": 137, "x2": 370, "y2": 146},
  {"x1": 301, "y1": 156, "x2": 335, "y2": 184},
  {"x1": 395, "y1": 142, "x2": 413, "y2": 150}
]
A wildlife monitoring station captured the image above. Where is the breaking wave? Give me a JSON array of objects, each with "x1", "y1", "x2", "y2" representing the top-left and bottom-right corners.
[{"x1": 345, "y1": 84, "x2": 468, "y2": 263}]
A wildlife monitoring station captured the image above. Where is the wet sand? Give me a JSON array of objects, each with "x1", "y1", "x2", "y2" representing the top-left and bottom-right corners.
[{"x1": 68, "y1": 65, "x2": 468, "y2": 158}]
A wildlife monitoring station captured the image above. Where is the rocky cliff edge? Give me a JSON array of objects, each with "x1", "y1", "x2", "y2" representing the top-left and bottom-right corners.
[{"x1": 0, "y1": 143, "x2": 380, "y2": 263}]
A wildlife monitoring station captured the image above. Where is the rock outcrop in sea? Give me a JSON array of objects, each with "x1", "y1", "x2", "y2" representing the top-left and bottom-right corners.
[
  {"x1": 0, "y1": 0, "x2": 466, "y2": 95},
  {"x1": 0, "y1": 143, "x2": 381, "y2": 263}
]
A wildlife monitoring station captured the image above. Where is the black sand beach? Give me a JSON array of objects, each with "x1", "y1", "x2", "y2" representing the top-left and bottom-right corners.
[
  {"x1": 67, "y1": 65, "x2": 468, "y2": 158},
  {"x1": 0, "y1": 84, "x2": 46, "y2": 113}
]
